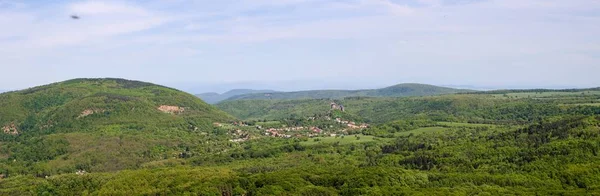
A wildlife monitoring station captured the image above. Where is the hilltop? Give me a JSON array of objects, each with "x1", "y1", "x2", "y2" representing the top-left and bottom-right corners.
[
  {"x1": 224, "y1": 83, "x2": 473, "y2": 101},
  {"x1": 0, "y1": 78, "x2": 234, "y2": 174},
  {"x1": 196, "y1": 89, "x2": 278, "y2": 104},
  {"x1": 0, "y1": 78, "x2": 233, "y2": 133}
]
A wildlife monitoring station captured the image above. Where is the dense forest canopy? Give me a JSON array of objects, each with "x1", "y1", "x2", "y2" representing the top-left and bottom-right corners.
[
  {"x1": 217, "y1": 94, "x2": 600, "y2": 124},
  {"x1": 2, "y1": 79, "x2": 600, "y2": 195}
]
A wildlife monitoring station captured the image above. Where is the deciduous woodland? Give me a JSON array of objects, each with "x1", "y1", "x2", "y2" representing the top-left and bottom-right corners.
[{"x1": 2, "y1": 78, "x2": 600, "y2": 195}]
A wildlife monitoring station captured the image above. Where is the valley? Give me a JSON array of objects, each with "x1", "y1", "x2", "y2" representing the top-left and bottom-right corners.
[
  {"x1": 2, "y1": 0, "x2": 598, "y2": 194},
  {"x1": 1, "y1": 78, "x2": 600, "y2": 195}
]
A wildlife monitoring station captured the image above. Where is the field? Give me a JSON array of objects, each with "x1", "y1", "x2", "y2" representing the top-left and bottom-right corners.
[
  {"x1": 389, "y1": 122, "x2": 496, "y2": 137},
  {"x1": 300, "y1": 134, "x2": 379, "y2": 145},
  {"x1": 561, "y1": 103, "x2": 600, "y2": 106},
  {"x1": 393, "y1": 127, "x2": 447, "y2": 136},
  {"x1": 255, "y1": 121, "x2": 283, "y2": 127},
  {"x1": 437, "y1": 122, "x2": 495, "y2": 127},
  {"x1": 491, "y1": 91, "x2": 600, "y2": 99}
]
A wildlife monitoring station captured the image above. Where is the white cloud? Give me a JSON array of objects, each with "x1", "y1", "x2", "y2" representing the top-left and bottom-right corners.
[
  {"x1": 417, "y1": 0, "x2": 442, "y2": 7},
  {"x1": 0, "y1": 1, "x2": 168, "y2": 50},
  {"x1": 327, "y1": 0, "x2": 414, "y2": 15},
  {"x1": 68, "y1": 1, "x2": 149, "y2": 15},
  {"x1": 0, "y1": 0, "x2": 599, "y2": 89},
  {"x1": 0, "y1": 0, "x2": 26, "y2": 9},
  {"x1": 369, "y1": 0, "x2": 415, "y2": 15},
  {"x1": 489, "y1": 0, "x2": 600, "y2": 10}
]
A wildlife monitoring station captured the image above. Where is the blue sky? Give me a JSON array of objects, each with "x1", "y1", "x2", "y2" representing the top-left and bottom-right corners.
[{"x1": 1, "y1": 0, "x2": 599, "y2": 93}]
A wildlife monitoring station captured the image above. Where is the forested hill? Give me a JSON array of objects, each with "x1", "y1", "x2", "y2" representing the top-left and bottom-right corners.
[
  {"x1": 223, "y1": 83, "x2": 473, "y2": 101},
  {"x1": 0, "y1": 78, "x2": 234, "y2": 174},
  {"x1": 196, "y1": 89, "x2": 278, "y2": 104},
  {"x1": 0, "y1": 78, "x2": 233, "y2": 132},
  {"x1": 217, "y1": 94, "x2": 600, "y2": 123},
  {"x1": 3, "y1": 80, "x2": 600, "y2": 195}
]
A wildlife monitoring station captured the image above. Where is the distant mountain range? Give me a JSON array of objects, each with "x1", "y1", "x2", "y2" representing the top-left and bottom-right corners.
[
  {"x1": 196, "y1": 89, "x2": 279, "y2": 104},
  {"x1": 202, "y1": 83, "x2": 474, "y2": 103}
]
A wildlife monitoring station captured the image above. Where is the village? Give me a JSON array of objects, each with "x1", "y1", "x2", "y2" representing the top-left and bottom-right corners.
[
  {"x1": 261, "y1": 118, "x2": 368, "y2": 138},
  {"x1": 216, "y1": 102, "x2": 369, "y2": 142}
]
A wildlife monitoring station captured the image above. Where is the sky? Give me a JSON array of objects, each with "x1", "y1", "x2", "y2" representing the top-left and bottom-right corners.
[{"x1": 1, "y1": 0, "x2": 599, "y2": 93}]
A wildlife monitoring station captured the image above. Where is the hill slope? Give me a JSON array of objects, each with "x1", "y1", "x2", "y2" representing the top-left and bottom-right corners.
[
  {"x1": 196, "y1": 89, "x2": 278, "y2": 104},
  {"x1": 2, "y1": 81, "x2": 600, "y2": 195},
  {"x1": 225, "y1": 83, "x2": 473, "y2": 101},
  {"x1": 0, "y1": 78, "x2": 233, "y2": 133},
  {"x1": 0, "y1": 78, "x2": 234, "y2": 174},
  {"x1": 3, "y1": 108, "x2": 600, "y2": 195},
  {"x1": 218, "y1": 93, "x2": 600, "y2": 123}
]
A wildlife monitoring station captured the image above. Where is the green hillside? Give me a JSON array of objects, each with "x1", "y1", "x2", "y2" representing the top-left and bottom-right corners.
[
  {"x1": 196, "y1": 89, "x2": 278, "y2": 104},
  {"x1": 3, "y1": 108, "x2": 600, "y2": 195},
  {"x1": 224, "y1": 83, "x2": 473, "y2": 101},
  {"x1": 3, "y1": 81, "x2": 600, "y2": 195},
  {"x1": 218, "y1": 93, "x2": 600, "y2": 123},
  {"x1": 217, "y1": 99, "x2": 331, "y2": 120},
  {"x1": 0, "y1": 78, "x2": 234, "y2": 175}
]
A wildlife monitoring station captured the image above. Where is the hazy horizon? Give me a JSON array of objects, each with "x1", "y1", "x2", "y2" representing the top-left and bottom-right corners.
[
  {"x1": 1, "y1": 78, "x2": 595, "y2": 95},
  {"x1": 182, "y1": 80, "x2": 594, "y2": 94},
  {"x1": 1, "y1": 0, "x2": 599, "y2": 92}
]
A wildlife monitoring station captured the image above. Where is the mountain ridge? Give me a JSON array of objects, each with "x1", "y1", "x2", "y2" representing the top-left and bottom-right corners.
[
  {"x1": 196, "y1": 89, "x2": 279, "y2": 104},
  {"x1": 223, "y1": 83, "x2": 474, "y2": 102}
]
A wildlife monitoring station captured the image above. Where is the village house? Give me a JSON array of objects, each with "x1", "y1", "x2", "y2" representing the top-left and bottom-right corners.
[
  {"x1": 335, "y1": 117, "x2": 369, "y2": 129},
  {"x1": 266, "y1": 129, "x2": 280, "y2": 137},
  {"x1": 310, "y1": 127, "x2": 323, "y2": 134},
  {"x1": 264, "y1": 128, "x2": 297, "y2": 138},
  {"x1": 233, "y1": 121, "x2": 248, "y2": 126}
]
